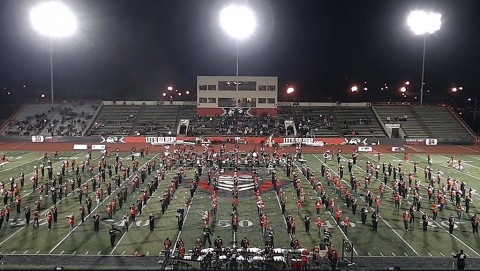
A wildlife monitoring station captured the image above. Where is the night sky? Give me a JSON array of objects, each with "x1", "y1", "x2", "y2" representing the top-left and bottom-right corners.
[{"x1": 0, "y1": 0, "x2": 479, "y2": 103}]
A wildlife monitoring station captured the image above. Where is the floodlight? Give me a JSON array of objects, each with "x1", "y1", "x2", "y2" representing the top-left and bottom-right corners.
[
  {"x1": 30, "y1": 1, "x2": 77, "y2": 103},
  {"x1": 287, "y1": 87, "x2": 295, "y2": 94},
  {"x1": 30, "y1": 2, "x2": 77, "y2": 38},
  {"x1": 220, "y1": 5, "x2": 256, "y2": 40},
  {"x1": 351, "y1": 86, "x2": 358, "y2": 92},
  {"x1": 407, "y1": 10, "x2": 442, "y2": 106},
  {"x1": 407, "y1": 10, "x2": 441, "y2": 36}
]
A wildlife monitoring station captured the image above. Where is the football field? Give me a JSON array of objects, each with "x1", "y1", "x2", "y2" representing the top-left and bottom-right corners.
[{"x1": 0, "y1": 149, "x2": 479, "y2": 269}]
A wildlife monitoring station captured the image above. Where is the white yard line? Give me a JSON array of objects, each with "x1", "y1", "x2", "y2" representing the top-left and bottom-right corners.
[
  {"x1": 50, "y1": 154, "x2": 159, "y2": 254},
  {"x1": 0, "y1": 153, "x2": 127, "y2": 247},
  {"x1": 111, "y1": 158, "x2": 171, "y2": 255},
  {"x1": 171, "y1": 198, "x2": 194, "y2": 257},
  {"x1": 273, "y1": 190, "x2": 290, "y2": 238},
  {"x1": 378, "y1": 153, "x2": 480, "y2": 203},
  {"x1": 14, "y1": 152, "x2": 97, "y2": 199},
  {"x1": 457, "y1": 145, "x2": 480, "y2": 153},
  {"x1": 0, "y1": 152, "x2": 43, "y2": 172},
  {"x1": 436, "y1": 154, "x2": 480, "y2": 171},
  {"x1": 311, "y1": 154, "x2": 419, "y2": 256},
  {"x1": 292, "y1": 161, "x2": 359, "y2": 256},
  {"x1": 403, "y1": 145, "x2": 425, "y2": 153},
  {"x1": 361, "y1": 153, "x2": 480, "y2": 257}
]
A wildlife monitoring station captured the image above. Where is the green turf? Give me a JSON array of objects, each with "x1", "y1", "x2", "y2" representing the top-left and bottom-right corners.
[{"x1": 0, "y1": 150, "x2": 480, "y2": 259}]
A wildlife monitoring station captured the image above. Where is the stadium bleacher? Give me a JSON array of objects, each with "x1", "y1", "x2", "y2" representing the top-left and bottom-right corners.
[
  {"x1": 293, "y1": 106, "x2": 340, "y2": 137},
  {"x1": 89, "y1": 104, "x2": 142, "y2": 136},
  {"x1": 3, "y1": 104, "x2": 62, "y2": 136},
  {"x1": 133, "y1": 105, "x2": 180, "y2": 136},
  {"x1": 41, "y1": 102, "x2": 99, "y2": 136},
  {"x1": 373, "y1": 105, "x2": 429, "y2": 138},
  {"x1": 412, "y1": 106, "x2": 475, "y2": 142},
  {"x1": 332, "y1": 106, "x2": 386, "y2": 138},
  {"x1": 1, "y1": 101, "x2": 476, "y2": 144}
]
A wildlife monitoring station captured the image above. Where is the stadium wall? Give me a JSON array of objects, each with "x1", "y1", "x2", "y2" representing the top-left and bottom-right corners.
[{"x1": 0, "y1": 135, "x2": 473, "y2": 146}]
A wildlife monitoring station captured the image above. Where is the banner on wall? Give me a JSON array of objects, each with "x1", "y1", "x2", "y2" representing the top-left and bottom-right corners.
[
  {"x1": 357, "y1": 146, "x2": 373, "y2": 152},
  {"x1": 114, "y1": 136, "x2": 405, "y2": 146},
  {"x1": 73, "y1": 144, "x2": 88, "y2": 150},
  {"x1": 91, "y1": 145, "x2": 106, "y2": 150},
  {"x1": 31, "y1": 136, "x2": 44, "y2": 143},
  {"x1": 100, "y1": 136, "x2": 125, "y2": 144},
  {"x1": 385, "y1": 123, "x2": 401, "y2": 129},
  {"x1": 145, "y1": 136, "x2": 176, "y2": 144},
  {"x1": 406, "y1": 138, "x2": 426, "y2": 145},
  {"x1": 425, "y1": 138, "x2": 438, "y2": 146}
]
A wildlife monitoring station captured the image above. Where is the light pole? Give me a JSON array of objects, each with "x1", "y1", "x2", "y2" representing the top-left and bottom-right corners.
[
  {"x1": 407, "y1": 10, "x2": 441, "y2": 106},
  {"x1": 30, "y1": 1, "x2": 77, "y2": 103},
  {"x1": 220, "y1": 4, "x2": 256, "y2": 91}
]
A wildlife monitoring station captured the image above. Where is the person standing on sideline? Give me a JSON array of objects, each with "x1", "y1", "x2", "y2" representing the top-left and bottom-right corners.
[
  {"x1": 422, "y1": 214, "x2": 428, "y2": 232},
  {"x1": 449, "y1": 215, "x2": 455, "y2": 234},
  {"x1": 24, "y1": 205, "x2": 31, "y2": 225},
  {"x1": 371, "y1": 211, "x2": 378, "y2": 232},
  {"x1": 202, "y1": 225, "x2": 213, "y2": 247},
  {"x1": 453, "y1": 249, "x2": 467, "y2": 271},
  {"x1": 164, "y1": 237, "x2": 172, "y2": 258},
  {"x1": 67, "y1": 214, "x2": 75, "y2": 232},
  {"x1": 148, "y1": 213, "x2": 155, "y2": 232},
  {"x1": 93, "y1": 213, "x2": 100, "y2": 233},
  {"x1": 361, "y1": 206, "x2": 368, "y2": 224},
  {"x1": 304, "y1": 214, "x2": 311, "y2": 233},
  {"x1": 402, "y1": 210, "x2": 410, "y2": 231},
  {"x1": 109, "y1": 225, "x2": 122, "y2": 248},
  {"x1": 471, "y1": 214, "x2": 479, "y2": 234}
]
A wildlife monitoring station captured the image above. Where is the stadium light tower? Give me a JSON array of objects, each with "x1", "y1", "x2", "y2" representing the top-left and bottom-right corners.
[
  {"x1": 220, "y1": 4, "x2": 256, "y2": 91},
  {"x1": 407, "y1": 10, "x2": 441, "y2": 106},
  {"x1": 30, "y1": 1, "x2": 77, "y2": 103}
]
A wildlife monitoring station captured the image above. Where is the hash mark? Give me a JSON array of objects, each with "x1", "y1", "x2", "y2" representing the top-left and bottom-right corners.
[
  {"x1": 98, "y1": 251, "x2": 101, "y2": 255},
  {"x1": 85, "y1": 251, "x2": 89, "y2": 255},
  {"x1": 440, "y1": 252, "x2": 445, "y2": 256},
  {"x1": 23, "y1": 250, "x2": 28, "y2": 254},
  {"x1": 146, "y1": 251, "x2": 150, "y2": 256},
  {"x1": 392, "y1": 252, "x2": 395, "y2": 256},
  {"x1": 428, "y1": 253, "x2": 432, "y2": 257},
  {"x1": 122, "y1": 251, "x2": 126, "y2": 255},
  {"x1": 380, "y1": 252, "x2": 384, "y2": 256},
  {"x1": 60, "y1": 251, "x2": 64, "y2": 255},
  {"x1": 36, "y1": 250, "x2": 40, "y2": 255},
  {"x1": 73, "y1": 251, "x2": 76, "y2": 254},
  {"x1": 404, "y1": 253, "x2": 408, "y2": 256}
]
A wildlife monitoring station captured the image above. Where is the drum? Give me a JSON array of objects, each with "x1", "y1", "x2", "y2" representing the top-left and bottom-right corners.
[
  {"x1": 247, "y1": 248, "x2": 261, "y2": 253},
  {"x1": 201, "y1": 248, "x2": 214, "y2": 254}
]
